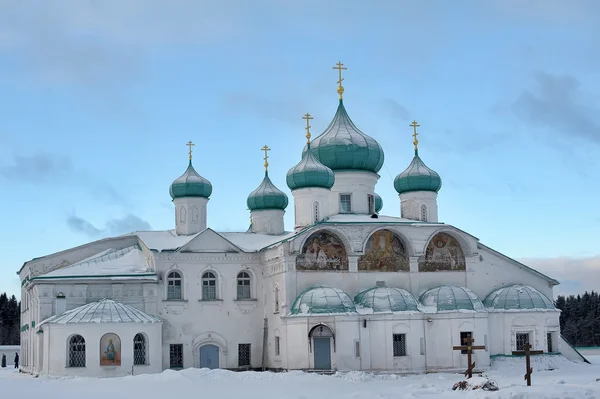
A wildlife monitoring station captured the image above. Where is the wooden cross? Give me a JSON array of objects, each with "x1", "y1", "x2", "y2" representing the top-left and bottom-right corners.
[
  {"x1": 302, "y1": 113, "x2": 314, "y2": 143},
  {"x1": 453, "y1": 336, "x2": 486, "y2": 378},
  {"x1": 186, "y1": 140, "x2": 195, "y2": 160},
  {"x1": 261, "y1": 145, "x2": 270, "y2": 172},
  {"x1": 410, "y1": 120, "x2": 420, "y2": 151},
  {"x1": 512, "y1": 342, "x2": 543, "y2": 386}
]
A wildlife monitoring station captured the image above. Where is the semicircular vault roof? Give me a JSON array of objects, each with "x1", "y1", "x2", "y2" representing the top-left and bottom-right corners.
[
  {"x1": 483, "y1": 284, "x2": 555, "y2": 311},
  {"x1": 46, "y1": 299, "x2": 161, "y2": 324},
  {"x1": 355, "y1": 287, "x2": 419, "y2": 313},
  {"x1": 290, "y1": 285, "x2": 356, "y2": 315},
  {"x1": 419, "y1": 285, "x2": 485, "y2": 313}
]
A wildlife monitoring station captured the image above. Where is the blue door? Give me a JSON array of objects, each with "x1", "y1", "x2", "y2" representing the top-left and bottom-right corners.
[
  {"x1": 313, "y1": 337, "x2": 331, "y2": 370},
  {"x1": 200, "y1": 345, "x2": 219, "y2": 369}
]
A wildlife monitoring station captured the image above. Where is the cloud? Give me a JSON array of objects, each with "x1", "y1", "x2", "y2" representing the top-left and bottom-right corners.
[
  {"x1": 511, "y1": 71, "x2": 600, "y2": 144},
  {"x1": 67, "y1": 214, "x2": 151, "y2": 238},
  {"x1": 519, "y1": 255, "x2": 600, "y2": 297},
  {"x1": 382, "y1": 98, "x2": 410, "y2": 121}
]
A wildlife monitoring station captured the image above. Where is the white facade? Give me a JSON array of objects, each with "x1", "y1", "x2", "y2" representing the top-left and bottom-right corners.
[{"x1": 400, "y1": 191, "x2": 439, "y2": 222}]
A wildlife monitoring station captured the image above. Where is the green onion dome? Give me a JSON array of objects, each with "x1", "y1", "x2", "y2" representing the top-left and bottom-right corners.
[
  {"x1": 247, "y1": 171, "x2": 289, "y2": 211},
  {"x1": 374, "y1": 193, "x2": 383, "y2": 213},
  {"x1": 394, "y1": 150, "x2": 442, "y2": 194},
  {"x1": 483, "y1": 285, "x2": 555, "y2": 311},
  {"x1": 303, "y1": 100, "x2": 384, "y2": 173},
  {"x1": 169, "y1": 160, "x2": 213, "y2": 199},
  {"x1": 287, "y1": 142, "x2": 335, "y2": 191}
]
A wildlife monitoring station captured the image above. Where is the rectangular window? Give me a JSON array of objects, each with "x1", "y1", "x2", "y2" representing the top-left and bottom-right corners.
[
  {"x1": 170, "y1": 344, "x2": 183, "y2": 368},
  {"x1": 460, "y1": 331, "x2": 472, "y2": 354},
  {"x1": 275, "y1": 337, "x2": 280, "y2": 356},
  {"x1": 274, "y1": 288, "x2": 280, "y2": 313},
  {"x1": 354, "y1": 340, "x2": 361, "y2": 358},
  {"x1": 516, "y1": 332, "x2": 530, "y2": 351},
  {"x1": 238, "y1": 343, "x2": 251, "y2": 367},
  {"x1": 237, "y1": 282, "x2": 250, "y2": 300},
  {"x1": 547, "y1": 332, "x2": 553, "y2": 353},
  {"x1": 340, "y1": 194, "x2": 352, "y2": 213},
  {"x1": 203, "y1": 282, "x2": 216, "y2": 300},
  {"x1": 368, "y1": 194, "x2": 374, "y2": 214},
  {"x1": 392, "y1": 334, "x2": 406, "y2": 357},
  {"x1": 314, "y1": 202, "x2": 320, "y2": 222}
]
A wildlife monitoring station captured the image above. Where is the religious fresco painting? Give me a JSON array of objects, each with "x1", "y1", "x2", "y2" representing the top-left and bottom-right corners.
[
  {"x1": 296, "y1": 231, "x2": 349, "y2": 271},
  {"x1": 418, "y1": 232, "x2": 466, "y2": 272},
  {"x1": 358, "y1": 230, "x2": 409, "y2": 272},
  {"x1": 100, "y1": 333, "x2": 121, "y2": 366}
]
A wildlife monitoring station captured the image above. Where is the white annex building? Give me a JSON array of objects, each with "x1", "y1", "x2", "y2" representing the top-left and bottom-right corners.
[{"x1": 18, "y1": 64, "x2": 570, "y2": 377}]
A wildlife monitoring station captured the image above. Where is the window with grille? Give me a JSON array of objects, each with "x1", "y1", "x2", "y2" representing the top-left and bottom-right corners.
[
  {"x1": 167, "y1": 271, "x2": 182, "y2": 300},
  {"x1": 420, "y1": 204, "x2": 428, "y2": 222},
  {"x1": 238, "y1": 343, "x2": 251, "y2": 367},
  {"x1": 275, "y1": 337, "x2": 280, "y2": 356},
  {"x1": 68, "y1": 335, "x2": 86, "y2": 367},
  {"x1": 516, "y1": 333, "x2": 530, "y2": 351},
  {"x1": 313, "y1": 202, "x2": 319, "y2": 222},
  {"x1": 547, "y1": 332, "x2": 553, "y2": 353},
  {"x1": 170, "y1": 344, "x2": 183, "y2": 368},
  {"x1": 368, "y1": 194, "x2": 374, "y2": 214},
  {"x1": 133, "y1": 333, "x2": 147, "y2": 365},
  {"x1": 460, "y1": 331, "x2": 472, "y2": 354},
  {"x1": 392, "y1": 334, "x2": 406, "y2": 357},
  {"x1": 237, "y1": 271, "x2": 251, "y2": 300},
  {"x1": 202, "y1": 271, "x2": 217, "y2": 300},
  {"x1": 340, "y1": 194, "x2": 352, "y2": 213}
]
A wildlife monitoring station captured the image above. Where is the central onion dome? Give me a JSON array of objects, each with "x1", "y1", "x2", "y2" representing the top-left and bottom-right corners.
[
  {"x1": 302, "y1": 100, "x2": 384, "y2": 173},
  {"x1": 247, "y1": 171, "x2": 288, "y2": 211},
  {"x1": 170, "y1": 160, "x2": 213, "y2": 199}
]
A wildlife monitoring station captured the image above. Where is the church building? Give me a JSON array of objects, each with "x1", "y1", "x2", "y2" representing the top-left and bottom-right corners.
[{"x1": 18, "y1": 63, "x2": 564, "y2": 377}]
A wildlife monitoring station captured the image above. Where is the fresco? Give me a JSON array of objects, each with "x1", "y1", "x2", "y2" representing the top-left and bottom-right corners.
[
  {"x1": 296, "y1": 231, "x2": 348, "y2": 271},
  {"x1": 358, "y1": 230, "x2": 409, "y2": 272},
  {"x1": 100, "y1": 333, "x2": 121, "y2": 366},
  {"x1": 418, "y1": 232, "x2": 466, "y2": 272}
]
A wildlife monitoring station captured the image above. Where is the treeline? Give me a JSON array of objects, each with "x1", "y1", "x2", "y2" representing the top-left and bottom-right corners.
[
  {"x1": 556, "y1": 291, "x2": 600, "y2": 347},
  {"x1": 0, "y1": 293, "x2": 20, "y2": 345}
]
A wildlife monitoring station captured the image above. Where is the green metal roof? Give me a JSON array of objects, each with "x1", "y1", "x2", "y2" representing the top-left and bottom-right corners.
[
  {"x1": 354, "y1": 287, "x2": 418, "y2": 313},
  {"x1": 483, "y1": 284, "x2": 555, "y2": 310},
  {"x1": 170, "y1": 161, "x2": 213, "y2": 199},
  {"x1": 304, "y1": 100, "x2": 384, "y2": 173},
  {"x1": 290, "y1": 285, "x2": 356, "y2": 315},
  {"x1": 394, "y1": 150, "x2": 442, "y2": 194},
  {"x1": 419, "y1": 285, "x2": 485, "y2": 312},
  {"x1": 247, "y1": 171, "x2": 289, "y2": 211},
  {"x1": 287, "y1": 143, "x2": 335, "y2": 190},
  {"x1": 374, "y1": 193, "x2": 383, "y2": 213}
]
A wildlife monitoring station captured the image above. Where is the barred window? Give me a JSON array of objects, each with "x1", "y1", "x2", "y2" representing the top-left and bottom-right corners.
[
  {"x1": 275, "y1": 337, "x2": 280, "y2": 356},
  {"x1": 68, "y1": 335, "x2": 86, "y2": 367},
  {"x1": 313, "y1": 202, "x2": 320, "y2": 222},
  {"x1": 133, "y1": 333, "x2": 147, "y2": 365},
  {"x1": 274, "y1": 287, "x2": 280, "y2": 313},
  {"x1": 237, "y1": 271, "x2": 251, "y2": 300},
  {"x1": 392, "y1": 334, "x2": 406, "y2": 357},
  {"x1": 238, "y1": 343, "x2": 251, "y2": 367},
  {"x1": 170, "y1": 344, "x2": 183, "y2": 368},
  {"x1": 420, "y1": 204, "x2": 428, "y2": 222},
  {"x1": 516, "y1": 333, "x2": 530, "y2": 351},
  {"x1": 202, "y1": 271, "x2": 217, "y2": 300},
  {"x1": 167, "y1": 271, "x2": 182, "y2": 300},
  {"x1": 340, "y1": 194, "x2": 352, "y2": 213},
  {"x1": 355, "y1": 340, "x2": 361, "y2": 358}
]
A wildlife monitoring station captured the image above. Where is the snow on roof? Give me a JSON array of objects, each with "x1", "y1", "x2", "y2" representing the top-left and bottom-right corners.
[
  {"x1": 419, "y1": 285, "x2": 486, "y2": 313},
  {"x1": 44, "y1": 299, "x2": 161, "y2": 325},
  {"x1": 483, "y1": 284, "x2": 556, "y2": 311},
  {"x1": 219, "y1": 231, "x2": 295, "y2": 252},
  {"x1": 354, "y1": 287, "x2": 419, "y2": 313},
  {"x1": 290, "y1": 285, "x2": 357, "y2": 315},
  {"x1": 136, "y1": 230, "x2": 201, "y2": 252}
]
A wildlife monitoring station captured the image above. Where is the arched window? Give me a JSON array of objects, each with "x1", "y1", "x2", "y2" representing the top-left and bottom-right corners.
[
  {"x1": 167, "y1": 271, "x2": 182, "y2": 300},
  {"x1": 420, "y1": 205, "x2": 428, "y2": 222},
  {"x1": 313, "y1": 201, "x2": 320, "y2": 223},
  {"x1": 68, "y1": 335, "x2": 86, "y2": 368},
  {"x1": 274, "y1": 286, "x2": 280, "y2": 313},
  {"x1": 133, "y1": 333, "x2": 147, "y2": 365},
  {"x1": 202, "y1": 271, "x2": 217, "y2": 300},
  {"x1": 237, "y1": 271, "x2": 251, "y2": 300}
]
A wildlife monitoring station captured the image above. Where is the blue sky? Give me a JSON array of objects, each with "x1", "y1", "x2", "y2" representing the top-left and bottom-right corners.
[{"x1": 1, "y1": 0, "x2": 599, "y2": 298}]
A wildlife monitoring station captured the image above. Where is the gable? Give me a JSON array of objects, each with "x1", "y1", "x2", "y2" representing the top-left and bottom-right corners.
[{"x1": 177, "y1": 228, "x2": 242, "y2": 253}]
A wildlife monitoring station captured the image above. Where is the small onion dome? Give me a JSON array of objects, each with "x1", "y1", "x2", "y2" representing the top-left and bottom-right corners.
[
  {"x1": 394, "y1": 150, "x2": 442, "y2": 194},
  {"x1": 483, "y1": 284, "x2": 555, "y2": 311},
  {"x1": 170, "y1": 160, "x2": 213, "y2": 199},
  {"x1": 419, "y1": 285, "x2": 485, "y2": 312},
  {"x1": 354, "y1": 287, "x2": 418, "y2": 313},
  {"x1": 290, "y1": 285, "x2": 356, "y2": 315},
  {"x1": 374, "y1": 193, "x2": 383, "y2": 213},
  {"x1": 247, "y1": 171, "x2": 289, "y2": 211},
  {"x1": 286, "y1": 142, "x2": 335, "y2": 190},
  {"x1": 303, "y1": 100, "x2": 384, "y2": 173}
]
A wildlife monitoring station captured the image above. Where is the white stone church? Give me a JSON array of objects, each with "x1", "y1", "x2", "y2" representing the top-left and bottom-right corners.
[{"x1": 18, "y1": 65, "x2": 566, "y2": 377}]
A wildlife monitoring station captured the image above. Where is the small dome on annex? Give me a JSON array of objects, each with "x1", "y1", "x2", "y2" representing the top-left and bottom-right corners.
[
  {"x1": 483, "y1": 284, "x2": 556, "y2": 311},
  {"x1": 419, "y1": 286, "x2": 485, "y2": 313},
  {"x1": 247, "y1": 171, "x2": 289, "y2": 211},
  {"x1": 354, "y1": 287, "x2": 419, "y2": 313},
  {"x1": 374, "y1": 193, "x2": 383, "y2": 213},
  {"x1": 170, "y1": 160, "x2": 213, "y2": 199},
  {"x1": 394, "y1": 150, "x2": 442, "y2": 195},
  {"x1": 290, "y1": 285, "x2": 356, "y2": 315}
]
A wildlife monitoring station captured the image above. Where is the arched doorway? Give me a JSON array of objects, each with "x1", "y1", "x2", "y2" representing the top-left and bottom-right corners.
[
  {"x1": 310, "y1": 324, "x2": 334, "y2": 370},
  {"x1": 199, "y1": 344, "x2": 219, "y2": 369}
]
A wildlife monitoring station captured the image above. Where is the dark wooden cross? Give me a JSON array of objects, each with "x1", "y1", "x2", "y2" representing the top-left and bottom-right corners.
[
  {"x1": 512, "y1": 342, "x2": 543, "y2": 386},
  {"x1": 453, "y1": 336, "x2": 486, "y2": 378}
]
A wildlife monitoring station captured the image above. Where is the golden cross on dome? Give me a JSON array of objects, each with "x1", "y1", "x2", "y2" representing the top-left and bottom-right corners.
[
  {"x1": 261, "y1": 144, "x2": 271, "y2": 172},
  {"x1": 410, "y1": 120, "x2": 420, "y2": 151},
  {"x1": 302, "y1": 113, "x2": 314, "y2": 143},
  {"x1": 332, "y1": 61, "x2": 347, "y2": 99},
  {"x1": 186, "y1": 141, "x2": 195, "y2": 160}
]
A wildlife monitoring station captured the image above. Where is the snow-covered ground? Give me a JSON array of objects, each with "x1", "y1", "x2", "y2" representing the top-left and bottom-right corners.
[{"x1": 2, "y1": 355, "x2": 600, "y2": 399}]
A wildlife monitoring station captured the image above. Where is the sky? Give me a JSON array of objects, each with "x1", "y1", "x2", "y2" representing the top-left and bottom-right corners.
[{"x1": 1, "y1": 0, "x2": 599, "y2": 299}]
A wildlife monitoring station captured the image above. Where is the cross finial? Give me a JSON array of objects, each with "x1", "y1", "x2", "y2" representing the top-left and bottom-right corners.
[
  {"x1": 261, "y1": 145, "x2": 271, "y2": 172},
  {"x1": 332, "y1": 61, "x2": 347, "y2": 100},
  {"x1": 186, "y1": 141, "x2": 195, "y2": 161},
  {"x1": 302, "y1": 113, "x2": 314, "y2": 144},
  {"x1": 410, "y1": 120, "x2": 420, "y2": 152}
]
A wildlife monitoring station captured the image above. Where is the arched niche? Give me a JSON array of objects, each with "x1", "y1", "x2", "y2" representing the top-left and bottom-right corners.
[
  {"x1": 358, "y1": 229, "x2": 409, "y2": 272},
  {"x1": 296, "y1": 230, "x2": 349, "y2": 271},
  {"x1": 418, "y1": 232, "x2": 466, "y2": 272}
]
